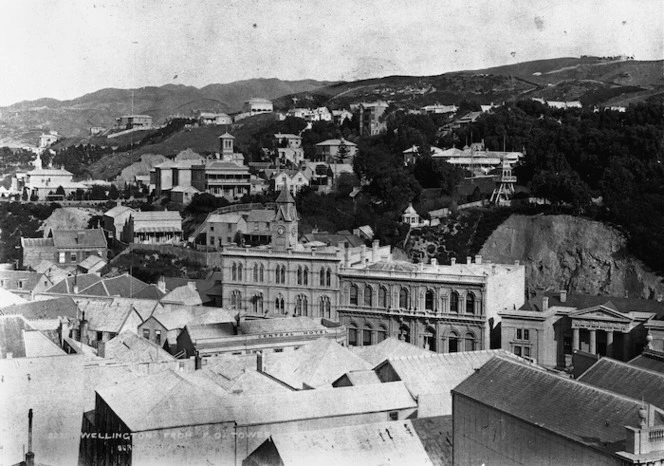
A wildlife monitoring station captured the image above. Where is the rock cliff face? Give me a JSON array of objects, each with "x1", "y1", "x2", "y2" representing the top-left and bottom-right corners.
[{"x1": 479, "y1": 214, "x2": 664, "y2": 299}]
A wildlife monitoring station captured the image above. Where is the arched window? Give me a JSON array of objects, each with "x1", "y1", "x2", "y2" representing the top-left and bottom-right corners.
[
  {"x1": 259, "y1": 264, "x2": 265, "y2": 282},
  {"x1": 296, "y1": 294, "x2": 308, "y2": 316},
  {"x1": 326, "y1": 268, "x2": 331, "y2": 287},
  {"x1": 350, "y1": 284, "x2": 359, "y2": 305},
  {"x1": 379, "y1": 287, "x2": 388, "y2": 308},
  {"x1": 303, "y1": 266, "x2": 309, "y2": 286},
  {"x1": 448, "y1": 331, "x2": 459, "y2": 353},
  {"x1": 377, "y1": 325, "x2": 388, "y2": 343},
  {"x1": 399, "y1": 287, "x2": 409, "y2": 309},
  {"x1": 466, "y1": 292, "x2": 475, "y2": 314},
  {"x1": 465, "y1": 332, "x2": 476, "y2": 351},
  {"x1": 276, "y1": 265, "x2": 286, "y2": 284},
  {"x1": 450, "y1": 291, "x2": 459, "y2": 313},
  {"x1": 364, "y1": 285, "x2": 373, "y2": 307},
  {"x1": 425, "y1": 289, "x2": 435, "y2": 311},
  {"x1": 297, "y1": 266, "x2": 303, "y2": 285},
  {"x1": 348, "y1": 323, "x2": 358, "y2": 346},
  {"x1": 280, "y1": 265, "x2": 286, "y2": 284},
  {"x1": 423, "y1": 326, "x2": 436, "y2": 351},
  {"x1": 275, "y1": 295, "x2": 285, "y2": 314},
  {"x1": 238, "y1": 263, "x2": 243, "y2": 281},
  {"x1": 253, "y1": 263, "x2": 259, "y2": 282},
  {"x1": 231, "y1": 263, "x2": 237, "y2": 281},
  {"x1": 252, "y1": 293, "x2": 264, "y2": 313},
  {"x1": 320, "y1": 296, "x2": 331, "y2": 319},
  {"x1": 320, "y1": 268, "x2": 325, "y2": 286},
  {"x1": 363, "y1": 325, "x2": 373, "y2": 346},
  {"x1": 231, "y1": 290, "x2": 242, "y2": 309},
  {"x1": 398, "y1": 325, "x2": 410, "y2": 343}
]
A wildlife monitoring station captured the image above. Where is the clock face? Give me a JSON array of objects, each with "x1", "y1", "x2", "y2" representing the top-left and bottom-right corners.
[{"x1": 277, "y1": 226, "x2": 285, "y2": 235}]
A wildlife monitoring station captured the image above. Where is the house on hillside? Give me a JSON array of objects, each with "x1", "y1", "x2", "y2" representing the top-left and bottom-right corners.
[
  {"x1": 20, "y1": 229, "x2": 107, "y2": 271},
  {"x1": 314, "y1": 138, "x2": 358, "y2": 163},
  {"x1": 123, "y1": 210, "x2": 183, "y2": 244},
  {"x1": 102, "y1": 205, "x2": 135, "y2": 242}
]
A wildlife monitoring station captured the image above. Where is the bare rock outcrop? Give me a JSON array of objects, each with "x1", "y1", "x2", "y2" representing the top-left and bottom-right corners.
[{"x1": 479, "y1": 214, "x2": 664, "y2": 299}]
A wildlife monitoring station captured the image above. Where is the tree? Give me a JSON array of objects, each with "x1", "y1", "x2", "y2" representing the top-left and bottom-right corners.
[
  {"x1": 108, "y1": 184, "x2": 120, "y2": 200},
  {"x1": 22, "y1": 188, "x2": 28, "y2": 202},
  {"x1": 55, "y1": 186, "x2": 65, "y2": 197}
]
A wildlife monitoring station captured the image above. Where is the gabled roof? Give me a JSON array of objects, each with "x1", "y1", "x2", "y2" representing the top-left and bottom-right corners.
[
  {"x1": 1, "y1": 296, "x2": 78, "y2": 320},
  {"x1": 97, "y1": 376, "x2": 415, "y2": 432},
  {"x1": 0, "y1": 288, "x2": 27, "y2": 308},
  {"x1": 352, "y1": 337, "x2": 432, "y2": 366},
  {"x1": 78, "y1": 254, "x2": 107, "y2": 271},
  {"x1": 102, "y1": 331, "x2": 174, "y2": 363},
  {"x1": 334, "y1": 369, "x2": 382, "y2": 386},
  {"x1": 46, "y1": 273, "x2": 104, "y2": 294},
  {"x1": 453, "y1": 356, "x2": 653, "y2": 455},
  {"x1": 628, "y1": 350, "x2": 664, "y2": 374},
  {"x1": 365, "y1": 260, "x2": 419, "y2": 273},
  {"x1": 149, "y1": 306, "x2": 236, "y2": 331},
  {"x1": 79, "y1": 273, "x2": 150, "y2": 298},
  {"x1": 0, "y1": 270, "x2": 48, "y2": 292},
  {"x1": 20, "y1": 237, "x2": 54, "y2": 248},
  {"x1": 578, "y1": 357, "x2": 664, "y2": 409},
  {"x1": 381, "y1": 350, "x2": 524, "y2": 397},
  {"x1": 161, "y1": 283, "x2": 205, "y2": 305},
  {"x1": 33, "y1": 260, "x2": 71, "y2": 284},
  {"x1": 131, "y1": 210, "x2": 182, "y2": 222},
  {"x1": 104, "y1": 205, "x2": 134, "y2": 218},
  {"x1": 0, "y1": 315, "x2": 65, "y2": 358},
  {"x1": 522, "y1": 291, "x2": 664, "y2": 316},
  {"x1": 257, "y1": 420, "x2": 435, "y2": 466},
  {"x1": 262, "y1": 338, "x2": 372, "y2": 389},
  {"x1": 315, "y1": 138, "x2": 357, "y2": 147},
  {"x1": 77, "y1": 298, "x2": 152, "y2": 333},
  {"x1": 52, "y1": 229, "x2": 107, "y2": 249},
  {"x1": 239, "y1": 317, "x2": 329, "y2": 335}
]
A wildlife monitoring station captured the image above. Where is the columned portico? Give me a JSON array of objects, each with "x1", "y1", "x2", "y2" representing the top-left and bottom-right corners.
[
  {"x1": 570, "y1": 304, "x2": 634, "y2": 361},
  {"x1": 589, "y1": 329, "x2": 597, "y2": 355}
]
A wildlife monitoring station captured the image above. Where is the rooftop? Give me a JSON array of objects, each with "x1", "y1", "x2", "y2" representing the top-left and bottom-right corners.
[
  {"x1": 628, "y1": 350, "x2": 664, "y2": 374},
  {"x1": 0, "y1": 270, "x2": 48, "y2": 292},
  {"x1": 52, "y1": 229, "x2": 107, "y2": 249},
  {"x1": 103, "y1": 205, "x2": 134, "y2": 218},
  {"x1": 97, "y1": 376, "x2": 415, "y2": 432},
  {"x1": 262, "y1": 338, "x2": 372, "y2": 389},
  {"x1": 522, "y1": 291, "x2": 664, "y2": 316},
  {"x1": 0, "y1": 296, "x2": 78, "y2": 320},
  {"x1": 453, "y1": 356, "x2": 656, "y2": 455},
  {"x1": 351, "y1": 337, "x2": 432, "y2": 366},
  {"x1": 102, "y1": 331, "x2": 174, "y2": 363},
  {"x1": 578, "y1": 357, "x2": 664, "y2": 409},
  {"x1": 0, "y1": 315, "x2": 65, "y2": 358}
]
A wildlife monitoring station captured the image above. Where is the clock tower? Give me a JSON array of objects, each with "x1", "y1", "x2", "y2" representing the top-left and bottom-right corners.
[{"x1": 271, "y1": 181, "x2": 299, "y2": 250}]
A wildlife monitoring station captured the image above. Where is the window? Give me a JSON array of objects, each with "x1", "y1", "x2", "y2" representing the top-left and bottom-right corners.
[
  {"x1": 326, "y1": 268, "x2": 331, "y2": 287},
  {"x1": 450, "y1": 291, "x2": 459, "y2": 313},
  {"x1": 231, "y1": 290, "x2": 242, "y2": 309},
  {"x1": 210, "y1": 226, "x2": 214, "y2": 232},
  {"x1": 142, "y1": 329, "x2": 150, "y2": 339},
  {"x1": 350, "y1": 284, "x2": 358, "y2": 305},
  {"x1": 423, "y1": 327, "x2": 436, "y2": 351},
  {"x1": 465, "y1": 332, "x2": 476, "y2": 351},
  {"x1": 363, "y1": 326, "x2": 372, "y2": 346},
  {"x1": 348, "y1": 325, "x2": 358, "y2": 346},
  {"x1": 379, "y1": 287, "x2": 388, "y2": 308},
  {"x1": 398, "y1": 325, "x2": 410, "y2": 343},
  {"x1": 448, "y1": 332, "x2": 459, "y2": 352},
  {"x1": 377, "y1": 326, "x2": 388, "y2": 343},
  {"x1": 259, "y1": 264, "x2": 265, "y2": 282},
  {"x1": 425, "y1": 290, "x2": 435, "y2": 311},
  {"x1": 70, "y1": 252, "x2": 77, "y2": 263},
  {"x1": 253, "y1": 263, "x2": 259, "y2": 282},
  {"x1": 466, "y1": 292, "x2": 475, "y2": 314},
  {"x1": 320, "y1": 268, "x2": 325, "y2": 286},
  {"x1": 276, "y1": 265, "x2": 286, "y2": 284},
  {"x1": 155, "y1": 330, "x2": 161, "y2": 345},
  {"x1": 303, "y1": 266, "x2": 309, "y2": 286},
  {"x1": 237, "y1": 264, "x2": 243, "y2": 281},
  {"x1": 253, "y1": 293, "x2": 264, "y2": 313},
  {"x1": 297, "y1": 266, "x2": 303, "y2": 285},
  {"x1": 320, "y1": 296, "x2": 331, "y2": 319},
  {"x1": 97, "y1": 331, "x2": 103, "y2": 342},
  {"x1": 17, "y1": 280, "x2": 23, "y2": 289},
  {"x1": 399, "y1": 288, "x2": 409, "y2": 309},
  {"x1": 516, "y1": 329, "x2": 530, "y2": 340},
  {"x1": 58, "y1": 252, "x2": 66, "y2": 264},
  {"x1": 389, "y1": 411, "x2": 399, "y2": 421},
  {"x1": 364, "y1": 285, "x2": 373, "y2": 307},
  {"x1": 275, "y1": 295, "x2": 285, "y2": 314},
  {"x1": 296, "y1": 295, "x2": 308, "y2": 316},
  {"x1": 231, "y1": 263, "x2": 237, "y2": 281}
]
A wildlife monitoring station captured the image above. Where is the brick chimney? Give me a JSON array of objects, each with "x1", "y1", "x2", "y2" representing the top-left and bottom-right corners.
[
  {"x1": 542, "y1": 297, "x2": 549, "y2": 311},
  {"x1": 430, "y1": 258, "x2": 437, "y2": 266},
  {"x1": 257, "y1": 351, "x2": 266, "y2": 373},
  {"x1": 475, "y1": 255, "x2": 482, "y2": 265},
  {"x1": 157, "y1": 276, "x2": 166, "y2": 293},
  {"x1": 466, "y1": 256, "x2": 472, "y2": 265},
  {"x1": 450, "y1": 257, "x2": 456, "y2": 266},
  {"x1": 194, "y1": 351, "x2": 202, "y2": 370}
]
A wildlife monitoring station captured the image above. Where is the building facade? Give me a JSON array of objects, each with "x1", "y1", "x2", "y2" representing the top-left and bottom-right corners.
[{"x1": 337, "y1": 256, "x2": 525, "y2": 352}]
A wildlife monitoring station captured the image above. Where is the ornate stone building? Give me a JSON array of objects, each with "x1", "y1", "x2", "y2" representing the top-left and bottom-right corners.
[{"x1": 337, "y1": 256, "x2": 525, "y2": 352}]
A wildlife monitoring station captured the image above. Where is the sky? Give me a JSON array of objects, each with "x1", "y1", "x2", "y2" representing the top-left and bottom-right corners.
[{"x1": 0, "y1": 0, "x2": 662, "y2": 106}]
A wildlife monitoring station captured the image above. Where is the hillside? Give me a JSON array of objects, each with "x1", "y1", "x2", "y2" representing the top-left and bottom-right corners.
[
  {"x1": 273, "y1": 57, "x2": 663, "y2": 110},
  {"x1": 479, "y1": 214, "x2": 664, "y2": 299},
  {"x1": 0, "y1": 78, "x2": 334, "y2": 147}
]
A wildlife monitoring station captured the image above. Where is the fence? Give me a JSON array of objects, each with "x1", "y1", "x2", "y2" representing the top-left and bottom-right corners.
[{"x1": 129, "y1": 243, "x2": 222, "y2": 267}]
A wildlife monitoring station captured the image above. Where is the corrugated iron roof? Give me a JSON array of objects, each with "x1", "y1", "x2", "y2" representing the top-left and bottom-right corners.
[{"x1": 52, "y1": 229, "x2": 107, "y2": 249}]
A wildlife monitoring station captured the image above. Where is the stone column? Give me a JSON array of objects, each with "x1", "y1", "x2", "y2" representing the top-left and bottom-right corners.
[
  {"x1": 606, "y1": 330, "x2": 614, "y2": 358},
  {"x1": 572, "y1": 327, "x2": 580, "y2": 351},
  {"x1": 589, "y1": 329, "x2": 597, "y2": 355}
]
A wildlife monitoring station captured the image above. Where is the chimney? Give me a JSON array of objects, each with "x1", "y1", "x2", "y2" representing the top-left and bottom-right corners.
[
  {"x1": 466, "y1": 256, "x2": 472, "y2": 265},
  {"x1": 514, "y1": 260, "x2": 520, "y2": 266},
  {"x1": 194, "y1": 351, "x2": 202, "y2": 370},
  {"x1": 360, "y1": 245, "x2": 367, "y2": 264},
  {"x1": 157, "y1": 276, "x2": 166, "y2": 293},
  {"x1": 560, "y1": 290, "x2": 567, "y2": 303},
  {"x1": 344, "y1": 242, "x2": 350, "y2": 267},
  {"x1": 73, "y1": 284, "x2": 79, "y2": 294},
  {"x1": 450, "y1": 257, "x2": 456, "y2": 266},
  {"x1": 430, "y1": 258, "x2": 437, "y2": 266},
  {"x1": 25, "y1": 409, "x2": 34, "y2": 466},
  {"x1": 187, "y1": 281, "x2": 197, "y2": 291},
  {"x1": 475, "y1": 255, "x2": 482, "y2": 265},
  {"x1": 372, "y1": 240, "x2": 380, "y2": 262},
  {"x1": 542, "y1": 296, "x2": 549, "y2": 311},
  {"x1": 257, "y1": 351, "x2": 266, "y2": 373},
  {"x1": 492, "y1": 265, "x2": 497, "y2": 275},
  {"x1": 79, "y1": 312, "x2": 88, "y2": 345}
]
